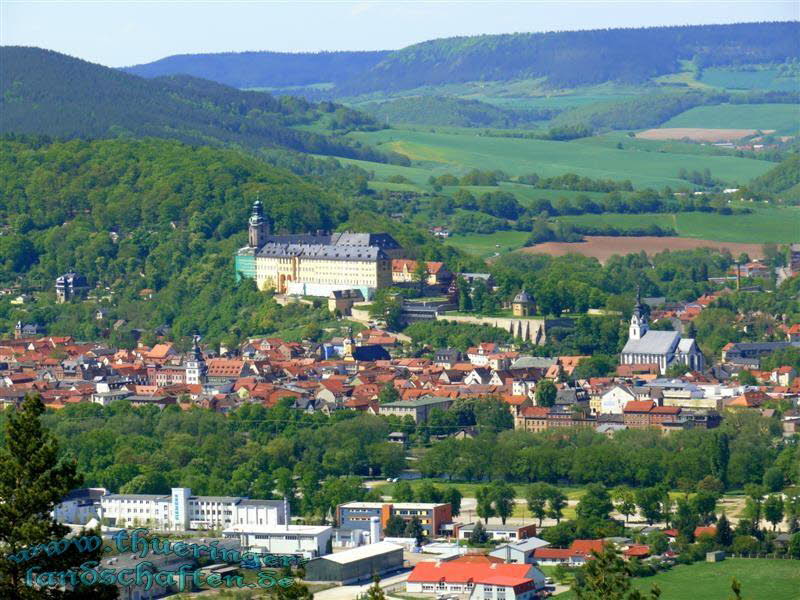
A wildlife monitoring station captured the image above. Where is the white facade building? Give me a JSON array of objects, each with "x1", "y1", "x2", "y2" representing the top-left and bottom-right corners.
[
  {"x1": 223, "y1": 524, "x2": 333, "y2": 558},
  {"x1": 620, "y1": 294, "x2": 704, "y2": 374},
  {"x1": 99, "y1": 487, "x2": 286, "y2": 532}
]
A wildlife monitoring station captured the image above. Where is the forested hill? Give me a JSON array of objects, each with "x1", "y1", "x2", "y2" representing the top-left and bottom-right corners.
[
  {"x1": 121, "y1": 22, "x2": 800, "y2": 94},
  {"x1": 0, "y1": 136, "x2": 345, "y2": 343},
  {"x1": 0, "y1": 47, "x2": 402, "y2": 163},
  {"x1": 125, "y1": 50, "x2": 390, "y2": 89},
  {"x1": 345, "y1": 22, "x2": 799, "y2": 94}
]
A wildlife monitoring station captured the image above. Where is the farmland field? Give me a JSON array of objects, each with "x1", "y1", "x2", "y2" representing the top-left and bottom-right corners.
[
  {"x1": 347, "y1": 128, "x2": 774, "y2": 188},
  {"x1": 699, "y1": 66, "x2": 800, "y2": 92},
  {"x1": 518, "y1": 236, "x2": 765, "y2": 263},
  {"x1": 636, "y1": 128, "x2": 769, "y2": 142},
  {"x1": 558, "y1": 205, "x2": 800, "y2": 244},
  {"x1": 555, "y1": 558, "x2": 800, "y2": 600},
  {"x1": 663, "y1": 103, "x2": 800, "y2": 134}
]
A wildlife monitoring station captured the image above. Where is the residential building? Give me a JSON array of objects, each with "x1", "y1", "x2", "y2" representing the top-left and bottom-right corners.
[
  {"x1": 55, "y1": 271, "x2": 89, "y2": 303},
  {"x1": 489, "y1": 537, "x2": 551, "y2": 564},
  {"x1": 379, "y1": 396, "x2": 453, "y2": 423},
  {"x1": 456, "y1": 523, "x2": 538, "y2": 542}
]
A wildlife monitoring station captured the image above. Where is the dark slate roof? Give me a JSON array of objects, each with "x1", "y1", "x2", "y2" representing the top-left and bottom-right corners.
[
  {"x1": 256, "y1": 243, "x2": 388, "y2": 261},
  {"x1": 513, "y1": 290, "x2": 532, "y2": 304},
  {"x1": 330, "y1": 232, "x2": 401, "y2": 250},
  {"x1": 352, "y1": 345, "x2": 391, "y2": 361}
]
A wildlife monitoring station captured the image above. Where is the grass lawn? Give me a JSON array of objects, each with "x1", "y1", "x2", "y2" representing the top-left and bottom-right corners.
[
  {"x1": 663, "y1": 103, "x2": 800, "y2": 134},
  {"x1": 347, "y1": 127, "x2": 773, "y2": 188},
  {"x1": 557, "y1": 204, "x2": 800, "y2": 244},
  {"x1": 555, "y1": 558, "x2": 800, "y2": 600}
]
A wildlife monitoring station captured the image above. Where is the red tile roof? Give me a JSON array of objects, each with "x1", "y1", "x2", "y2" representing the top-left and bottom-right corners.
[
  {"x1": 623, "y1": 400, "x2": 655, "y2": 413},
  {"x1": 407, "y1": 561, "x2": 532, "y2": 584},
  {"x1": 570, "y1": 539, "x2": 605, "y2": 555}
]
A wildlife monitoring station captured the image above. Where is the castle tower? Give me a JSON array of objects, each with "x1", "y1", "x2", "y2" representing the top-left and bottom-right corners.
[
  {"x1": 512, "y1": 289, "x2": 532, "y2": 317},
  {"x1": 629, "y1": 286, "x2": 649, "y2": 341},
  {"x1": 248, "y1": 199, "x2": 271, "y2": 248}
]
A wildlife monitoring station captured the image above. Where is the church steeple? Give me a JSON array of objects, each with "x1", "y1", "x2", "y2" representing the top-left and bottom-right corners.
[
  {"x1": 629, "y1": 285, "x2": 648, "y2": 341},
  {"x1": 248, "y1": 198, "x2": 271, "y2": 248}
]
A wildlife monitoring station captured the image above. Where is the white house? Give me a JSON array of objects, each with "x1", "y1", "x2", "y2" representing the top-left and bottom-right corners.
[
  {"x1": 599, "y1": 385, "x2": 637, "y2": 415},
  {"x1": 222, "y1": 524, "x2": 332, "y2": 558}
]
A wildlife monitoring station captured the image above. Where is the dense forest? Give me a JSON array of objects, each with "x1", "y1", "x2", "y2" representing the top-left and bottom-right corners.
[
  {"x1": 0, "y1": 47, "x2": 408, "y2": 164},
  {"x1": 358, "y1": 96, "x2": 558, "y2": 128},
  {"x1": 122, "y1": 22, "x2": 800, "y2": 95},
  {"x1": 744, "y1": 154, "x2": 800, "y2": 200}
]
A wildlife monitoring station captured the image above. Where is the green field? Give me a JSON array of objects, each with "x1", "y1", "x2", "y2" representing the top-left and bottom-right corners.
[
  {"x1": 699, "y1": 67, "x2": 800, "y2": 92},
  {"x1": 573, "y1": 132, "x2": 748, "y2": 157},
  {"x1": 558, "y1": 204, "x2": 800, "y2": 244},
  {"x1": 556, "y1": 559, "x2": 800, "y2": 600},
  {"x1": 663, "y1": 103, "x2": 800, "y2": 134},
  {"x1": 445, "y1": 231, "x2": 530, "y2": 257},
  {"x1": 347, "y1": 128, "x2": 774, "y2": 188}
]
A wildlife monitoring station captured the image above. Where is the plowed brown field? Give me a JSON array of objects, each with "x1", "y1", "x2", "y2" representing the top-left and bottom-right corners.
[{"x1": 518, "y1": 236, "x2": 765, "y2": 264}]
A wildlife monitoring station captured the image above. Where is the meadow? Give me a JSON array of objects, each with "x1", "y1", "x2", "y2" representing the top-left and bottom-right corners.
[
  {"x1": 555, "y1": 559, "x2": 800, "y2": 600},
  {"x1": 699, "y1": 66, "x2": 800, "y2": 92},
  {"x1": 445, "y1": 231, "x2": 530, "y2": 258},
  {"x1": 347, "y1": 128, "x2": 774, "y2": 188},
  {"x1": 663, "y1": 103, "x2": 800, "y2": 134},
  {"x1": 558, "y1": 204, "x2": 800, "y2": 244}
]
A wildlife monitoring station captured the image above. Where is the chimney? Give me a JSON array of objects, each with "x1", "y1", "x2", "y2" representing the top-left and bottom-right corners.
[{"x1": 284, "y1": 496, "x2": 290, "y2": 530}]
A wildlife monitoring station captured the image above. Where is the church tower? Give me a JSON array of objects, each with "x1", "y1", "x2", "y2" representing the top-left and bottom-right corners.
[
  {"x1": 342, "y1": 327, "x2": 356, "y2": 362},
  {"x1": 186, "y1": 335, "x2": 207, "y2": 386},
  {"x1": 248, "y1": 199, "x2": 271, "y2": 248},
  {"x1": 629, "y1": 287, "x2": 649, "y2": 341}
]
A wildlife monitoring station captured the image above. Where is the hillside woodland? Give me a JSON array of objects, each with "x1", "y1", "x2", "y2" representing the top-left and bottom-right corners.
[
  {"x1": 0, "y1": 47, "x2": 407, "y2": 164},
  {"x1": 125, "y1": 22, "x2": 800, "y2": 94}
]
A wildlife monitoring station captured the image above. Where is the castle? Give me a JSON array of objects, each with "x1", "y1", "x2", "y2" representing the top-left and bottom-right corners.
[{"x1": 234, "y1": 200, "x2": 403, "y2": 299}]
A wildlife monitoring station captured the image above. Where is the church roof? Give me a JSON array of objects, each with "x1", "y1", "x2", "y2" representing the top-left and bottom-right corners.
[{"x1": 622, "y1": 330, "x2": 680, "y2": 356}]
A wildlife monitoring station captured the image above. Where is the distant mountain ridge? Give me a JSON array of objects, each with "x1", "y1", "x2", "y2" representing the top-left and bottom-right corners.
[
  {"x1": 122, "y1": 22, "x2": 800, "y2": 95},
  {"x1": 0, "y1": 46, "x2": 401, "y2": 163},
  {"x1": 125, "y1": 50, "x2": 390, "y2": 89}
]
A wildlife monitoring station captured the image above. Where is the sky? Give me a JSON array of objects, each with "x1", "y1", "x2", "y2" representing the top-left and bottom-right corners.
[{"x1": 2, "y1": 0, "x2": 798, "y2": 67}]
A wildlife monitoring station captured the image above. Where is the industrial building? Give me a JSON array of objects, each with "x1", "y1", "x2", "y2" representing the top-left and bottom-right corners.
[{"x1": 304, "y1": 541, "x2": 404, "y2": 584}]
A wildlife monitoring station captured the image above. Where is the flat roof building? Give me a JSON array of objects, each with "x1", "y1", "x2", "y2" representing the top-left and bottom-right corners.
[{"x1": 304, "y1": 541, "x2": 404, "y2": 584}]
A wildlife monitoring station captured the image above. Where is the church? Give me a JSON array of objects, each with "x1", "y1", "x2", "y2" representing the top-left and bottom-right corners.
[
  {"x1": 235, "y1": 200, "x2": 402, "y2": 299},
  {"x1": 620, "y1": 292, "x2": 704, "y2": 374}
]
